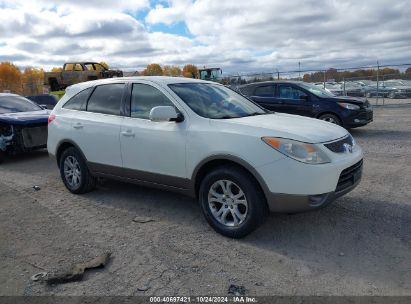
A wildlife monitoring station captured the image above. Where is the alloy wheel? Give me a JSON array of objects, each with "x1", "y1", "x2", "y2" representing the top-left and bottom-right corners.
[
  {"x1": 63, "y1": 155, "x2": 82, "y2": 189},
  {"x1": 208, "y1": 179, "x2": 248, "y2": 227},
  {"x1": 322, "y1": 116, "x2": 337, "y2": 124}
]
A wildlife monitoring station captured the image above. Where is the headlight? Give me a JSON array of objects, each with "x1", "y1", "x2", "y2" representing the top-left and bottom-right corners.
[
  {"x1": 337, "y1": 102, "x2": 360, "y2": 110},
  {"x1": 262, "y1": 137, "x2": 331, "y2": 164}
]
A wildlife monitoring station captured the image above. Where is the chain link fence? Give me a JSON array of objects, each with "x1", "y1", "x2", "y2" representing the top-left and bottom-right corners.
[{"x1": 223, "y1": 64, "x2": 411, "y2": 106}]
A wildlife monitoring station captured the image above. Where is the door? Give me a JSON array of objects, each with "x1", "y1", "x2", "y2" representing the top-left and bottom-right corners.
[
  {"x1": 70, "y1": 83, "x2": 125, "y2": 170},
  {"x1": 120, "y1": 82, "x2": 188, "y2": 187},
  {"x1": 277, "y1": 84, "x2": 312, "y2": 116},
  {"x1": 250, "y1": 84, "x2": 285, "y2": 111}
]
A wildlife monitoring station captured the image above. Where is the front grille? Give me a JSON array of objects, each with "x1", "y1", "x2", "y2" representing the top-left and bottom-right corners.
[
  {"x1": 336, "y1": 159, "x2": 363, "y2": 193},
  {"x1": 324, "y1": 136, "x2": 353, "y2": 153}
]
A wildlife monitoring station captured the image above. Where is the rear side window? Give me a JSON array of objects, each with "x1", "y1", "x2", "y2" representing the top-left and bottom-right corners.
[
  {"x1": 130, "y1": 84, "x2": 174, "y2": 119},
  {"x1": 63, "y1": 88, "x2": 92, "y2": 111},
  {"x1": 0, "y1": 95, "x2": 42, "y2": 114},
  {"x1": 87, "y1": 84, "x2": 124, "y2": 116},
  {"x1": 254, "y1": 85, "x2": 275, "y2": 97},
  {"x1": 40, "y1": 95, "x2": 57, "y2": 106},
  {"x1": 278, "y1": 85, "x2": 307, "y2": 100}
]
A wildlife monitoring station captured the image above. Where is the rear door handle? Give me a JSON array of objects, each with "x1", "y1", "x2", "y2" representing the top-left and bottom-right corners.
[
  {"x1": 121, "y1": 130, "x2": 135, "y2": 137},
  {"x1": 73, "y1": 123, "x2": 83, "y2": 129}
]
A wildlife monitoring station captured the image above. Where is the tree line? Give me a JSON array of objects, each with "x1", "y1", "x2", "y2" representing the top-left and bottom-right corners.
[
  {"x1": 0, "y1": 62, "x2": 201, "y2": 96},
  {"x1": 140, "y1": 63, "x2": 199, "y2": 78},
  {"x1": 2, "y1": 61, "x2": 410, "y2": 96},
  {"x1": 303, "y1": 67, "x2": 411, "y2": 82},
  {"x1": 0, "y1": 62, "x2": 44, "y2": 96}
]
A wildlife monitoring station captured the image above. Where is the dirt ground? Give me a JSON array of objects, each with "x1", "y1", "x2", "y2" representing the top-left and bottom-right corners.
[{"x1": 0, "y1": 105, "x2": 410, "y2": 296}]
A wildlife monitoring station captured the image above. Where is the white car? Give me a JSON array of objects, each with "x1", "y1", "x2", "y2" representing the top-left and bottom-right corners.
[{"x1": 48, "y1": 77, "x2": 363, "y2": 238}]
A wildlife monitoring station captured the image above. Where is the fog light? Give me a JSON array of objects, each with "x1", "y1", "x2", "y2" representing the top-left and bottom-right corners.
[
  {"x1": 354, "y1": 119, "x2": 360, "y2": 123},
  {"x1": 309, "y1": 194, "x2": 328, "y2": 207}
]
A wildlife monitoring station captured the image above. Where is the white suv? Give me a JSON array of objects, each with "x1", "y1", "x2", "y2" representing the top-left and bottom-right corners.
[{"x1": 48, "y1": 77, "x2": 363, "y2": 238}]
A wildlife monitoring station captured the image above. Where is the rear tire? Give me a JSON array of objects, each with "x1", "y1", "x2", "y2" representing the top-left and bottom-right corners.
[
  {"x1": 49, "y1": 78, "x2": 59, "y2": 92},
  {"x1": 388, "y1": 92, "x2": 396, "y2": 99},
  {"x1": 59, "y1": 147, "x2": 96, "y2": 194},
  {"x1": 199, "y1": 165, "x2": 267, "y2": 238},
  {"x1": 319, "y1": 113, "x2": 342, "y2": 126}
]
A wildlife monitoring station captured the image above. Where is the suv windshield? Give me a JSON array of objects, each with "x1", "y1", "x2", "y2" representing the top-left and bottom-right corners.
[
  {"x1": 0, "y1": 95, "x2": 43, "y2": 114},
  {"x1": 300, "y1": 83, "x2": 335, "y2": 98},
  {"x1": 169, "y1": 83, "x2": 267, "y2": 119}
]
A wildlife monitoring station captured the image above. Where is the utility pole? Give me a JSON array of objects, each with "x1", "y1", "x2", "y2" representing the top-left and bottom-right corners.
[
  {"x1": 376, "y1": 60, "x2": 380, "y2": 105},
  {"x1": 298, "y1": 62, "x2": 301, "y2": 80}
]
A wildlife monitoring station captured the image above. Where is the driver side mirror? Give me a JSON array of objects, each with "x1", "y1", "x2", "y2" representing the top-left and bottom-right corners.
[
  {"x1": 149, "y1": 106, "x2": 184, "y2": 122},
  {"x1": 300, "y1": 95, "x2": 310, "y2": 101}
]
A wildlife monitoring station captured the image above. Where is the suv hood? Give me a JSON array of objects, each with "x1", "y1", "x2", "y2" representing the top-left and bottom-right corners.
[
  {"x1": 328, "y1": 95, "x2": 367, "y2": 105},
  {"x1": 0, "y1": 110, "x2": 50, "y2": 125},
  {"x1": 211, "y1": 113, "x2": 348, "y2": 143}
]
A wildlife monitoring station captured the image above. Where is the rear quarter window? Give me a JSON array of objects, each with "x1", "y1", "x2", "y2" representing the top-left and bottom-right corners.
[
  {"x1": 254, "y1": 85, "x2": 275, "y2": 97},
  {"x1": 86, "y1": 83, "x2": 124, "y2": 116},
  {"x1": 63, "y1": 87, "x2": 93, "y2": 111}
]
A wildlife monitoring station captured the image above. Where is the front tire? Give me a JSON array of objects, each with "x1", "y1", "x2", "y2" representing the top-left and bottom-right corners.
[
  {"x1": 318, "y1": 113, "x2": 342, "y2": 126},
  {"x1": 199, "y1": 166, "x2": 267, "y2": 238},
  {"x1": 59, "y1": 147, "x2": 96, "y2": 194}
]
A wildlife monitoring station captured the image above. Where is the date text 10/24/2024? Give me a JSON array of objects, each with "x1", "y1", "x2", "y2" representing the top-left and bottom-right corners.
[{"x1": 149, "y1": 296, "x2": 257, "y2": 303}]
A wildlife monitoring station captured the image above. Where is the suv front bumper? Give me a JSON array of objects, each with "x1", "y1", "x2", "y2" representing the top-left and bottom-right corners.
[
  {"x1": 260, "y1": 156, "x2": 363, "y2": 213},
  {"x1": 344, "y1": 109, "x2": 373, "y2": 128}
]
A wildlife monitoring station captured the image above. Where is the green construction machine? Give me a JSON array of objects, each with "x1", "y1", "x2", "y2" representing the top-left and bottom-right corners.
[{"x1": 199, "y1": 67, "x2": 222, "y2": 82}]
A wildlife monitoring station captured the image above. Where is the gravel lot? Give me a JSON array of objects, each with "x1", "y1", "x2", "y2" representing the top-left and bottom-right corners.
[{"x1": 0, "y1": 105, "x2": 410, "y2": 296}]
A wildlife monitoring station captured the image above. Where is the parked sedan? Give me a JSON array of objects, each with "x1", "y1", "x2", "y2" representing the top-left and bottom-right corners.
[
  {"x1": 0, "y1": 93, "x2": 50, "y2": 163},
  {"x1": 342, "y1": 82, "x2": 364, "y2": 97},
  {"x1": 383, "y1": 80, "x2": 411, "y2": 98},
  {"x1": 238, "y1": 81, "x2": 373, "y2": 128},
  {"x1": 26, "y1": 94, "x2": 58, "y2": 109},
  {"x1": 315, "y1": 83, "x2": 344, "y2": 96},
  {"x1": 361, "y1": 83, "x2": 395, "y2": 98},
  {"x1": 48, "y1": 77, "x2": 363, "y2": 238}
]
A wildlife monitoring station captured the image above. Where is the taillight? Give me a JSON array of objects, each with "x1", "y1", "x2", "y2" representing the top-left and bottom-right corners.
[{"x1": 48, "y1": 114, "x2": 56, "y2": 125}]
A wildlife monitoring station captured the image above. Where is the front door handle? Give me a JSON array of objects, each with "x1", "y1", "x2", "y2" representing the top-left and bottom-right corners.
[
  {"x1": 73, "y1": 123, "x2": 83, "y2": 129},
  {"x1": 121, "y1": 130, "x2": 135, "y2": 137}
]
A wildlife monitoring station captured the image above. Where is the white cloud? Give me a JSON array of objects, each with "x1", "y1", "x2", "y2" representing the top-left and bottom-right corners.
[
  {"x1": 0, "y1": 0, "x2": 410, "y2": 73},
  {"x1": 146, "y1": 0, "x2": 192, "y2": 25}
]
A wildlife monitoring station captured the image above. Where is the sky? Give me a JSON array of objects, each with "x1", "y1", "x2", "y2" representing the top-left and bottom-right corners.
[{"x1": 0, "y1": 0, "x2": 410, "y2": 74}]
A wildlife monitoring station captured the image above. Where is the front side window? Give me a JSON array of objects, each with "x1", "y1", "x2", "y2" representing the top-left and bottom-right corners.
[
  {"x1": 64, "y1": 64, "x2": 74, "y2": 71},
  {"x1": 87, "y1": 84, "x2": 124, "y2": 115},
  {"x1": 254, "y1": 85, "x2": 275, "y2": 97},
  {"x1": 278, "y1": 85, "x2": 307, "y2": 100},
  {"x1": 169, "y1": 83, "x2": 267, "y2": 119},
  {"x1": 130, "y1": 84, "x2": 174, "y2": 119},
  {"x1": 0, "y1": 95, "x2": 42, "y2": 114},
  {"x1": 63, "y1": 87, "x2": 93, "y2": 111}
]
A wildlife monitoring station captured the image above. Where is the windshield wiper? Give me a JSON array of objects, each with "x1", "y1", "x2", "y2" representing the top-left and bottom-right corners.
[
  {"x1": 217, "y1": 115, "x2": 241, "y2": 119},
  {"x1": 246, "y1": 111, "x2": 272, "y2": 117}
]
